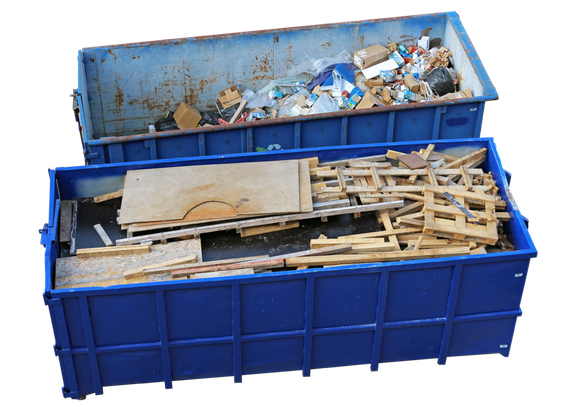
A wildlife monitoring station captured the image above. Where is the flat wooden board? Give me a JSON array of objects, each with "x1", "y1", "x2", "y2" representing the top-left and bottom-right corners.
[
  {"x1": 56, "y1": 239, "x2": 202, "y2": 288},
  {"x1": 119, "y1": 160, "x2": 301, "y2": 225},
  {"x1": 298, "y1": 160, "x2": 313, "y2": 212}
]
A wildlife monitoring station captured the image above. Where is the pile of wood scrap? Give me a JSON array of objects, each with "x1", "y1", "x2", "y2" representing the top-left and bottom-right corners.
[
  {"x1": 280, "y1": 144, "x2": 515, "y2": 268},
  {"x1": 75, "y1": 143, "x2": 516, "y2": 283}
]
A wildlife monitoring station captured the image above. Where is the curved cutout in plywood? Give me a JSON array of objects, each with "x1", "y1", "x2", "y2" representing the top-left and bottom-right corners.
[{"x1": 185, "y1": 201, "x2": 237, "y2": 221}]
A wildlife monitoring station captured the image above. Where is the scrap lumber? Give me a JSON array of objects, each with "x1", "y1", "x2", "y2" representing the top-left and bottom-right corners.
[
  {"x1": 240, "y1": 221, "x2": 300, "y2": 237},
  {"x1": 242, "y1": 244, "x2": 354, "y2": 262},
  {"x1": 172, "y1": 259, "x2": 284, "y2": 278},
  {"x1": 143, "y1": 255, "x2": 269, "y2": 275},
  {"x1": 93, "y1": 224, "x2": 114, "y2": 247},
  {"x1": 77, "y1": 245, "x2": 150, "y2": 258},
  {"x1": 115, "y1": 201, "x2": 404, "y2": 246},
  {"x1": 94, "y1": 189, "x2": 124, "y2": 203},
  {"x1": 191, "y1": 268, "x2": 254, "y2": 279},
  {"x1": 285, "y1": 247, "x2": 471, "y2": 267},
  {"x1": 124, "y1": 254, "x2": 198, "y2": 279}
]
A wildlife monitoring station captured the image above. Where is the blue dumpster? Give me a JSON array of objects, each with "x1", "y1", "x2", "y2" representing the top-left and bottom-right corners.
[
  {"x1": 74, "y1": 12, "x2": 498, "y2": 165},
  {"x1": 41, "y1": 138, "x2": 536, "y2": 399}
]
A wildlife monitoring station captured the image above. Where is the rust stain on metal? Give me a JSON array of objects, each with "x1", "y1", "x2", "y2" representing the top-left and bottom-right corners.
[
  {"x1": 320, "y1": 41, "x2": 331, "y2": 47},
  {"x1": 108, "y1": 49, "x2": 118, "y2": 61},
  {"x1": 358, "y1": 35, "x2": 365, "y2": 47},
  {"x1": 115, "y1": 85, "x2": 124, "y2": 107},
  {"x1": 457, "y1": 72, "x2": 464, "y2": 88}
]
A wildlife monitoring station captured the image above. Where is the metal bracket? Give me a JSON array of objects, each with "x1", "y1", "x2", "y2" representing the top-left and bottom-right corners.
[{"x1": 39, "y1": 223, "x2": 52, "y2": 247}]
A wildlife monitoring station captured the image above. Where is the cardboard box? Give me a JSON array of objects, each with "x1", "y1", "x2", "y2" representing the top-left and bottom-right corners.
[
  {"x1": 365, "y1": 79, "x2": 384, "y2": 87},
  {"x1": 218, "y1": 86, "x2": 242, "y2": 109},
  {"x1": 404, "y1": 74, "x2": 420, "y2": 93},
  {"x1": 173, "y1": 103, "x2": 202, "y2": 129},
  {"x1": 355, "y1": 91, "x2": 386, "y2": 109},
  {"x1": 434, "y1": 89, "x2": 473, "y2": 101},
  {"x1": 353, "y1": 44, "x2": 390, "y2": 69}
]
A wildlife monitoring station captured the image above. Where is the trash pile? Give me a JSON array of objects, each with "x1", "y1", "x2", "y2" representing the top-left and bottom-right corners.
[{"x1": 151, "y1": 35, "x2": 471, "y2": 133}]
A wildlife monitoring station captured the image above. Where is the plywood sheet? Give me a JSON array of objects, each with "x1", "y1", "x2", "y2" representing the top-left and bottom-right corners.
[
  {"x1": 298, "y1": 160, "x2": 313, "y2": 212},
  {"x1": 119, "y1": 160, "x2": 300, "y2": 225}
]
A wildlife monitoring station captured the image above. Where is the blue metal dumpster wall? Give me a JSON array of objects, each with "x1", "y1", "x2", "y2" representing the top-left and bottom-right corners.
[
  {"x1": 75, "y1": 12, "x2": 497, "y2": 165},
  {"x1": 42, "y1": 139, "x2": 535, "y2": 399}
]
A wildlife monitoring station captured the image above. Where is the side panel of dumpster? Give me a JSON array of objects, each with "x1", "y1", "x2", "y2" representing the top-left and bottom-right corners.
[{"x1": 49, "y1": 257, "x2": 528, "y2": 399}]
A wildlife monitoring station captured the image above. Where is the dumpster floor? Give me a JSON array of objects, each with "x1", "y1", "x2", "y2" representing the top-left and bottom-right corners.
[{"x1": 61, "y1": 198, "x2": 382, "y2": 263}]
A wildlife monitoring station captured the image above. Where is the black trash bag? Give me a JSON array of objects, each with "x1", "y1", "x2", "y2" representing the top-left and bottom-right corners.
[
  {"x1": 199, "y1": 111, "x2": 222, "y2": 126},
  {"x1": 220, "y1": 105, "x2": 239, "y2": 122},
  {"x1": 424, "y1": 67, "x2": 455, "y2": 97},
  {"x1": 154, "y1": 111, "x2": 179, "y2": 132}
]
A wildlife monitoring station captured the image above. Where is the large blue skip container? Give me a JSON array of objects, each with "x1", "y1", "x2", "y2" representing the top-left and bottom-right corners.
[
  {"x1": 41, "y1": 138, "x2": 536, "y2": 399},
  {"x1": 74, "y1": 12, "x2": 498, "y2": 165}
]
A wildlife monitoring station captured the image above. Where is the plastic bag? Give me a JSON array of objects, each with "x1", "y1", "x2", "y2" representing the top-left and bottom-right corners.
[
  {"x1": 199, "y1": 111, "x2": 221, "y2": 126},
  {"x1": 154, "y1": 111, "x2": 178, "y2": 132},
  {"x1": 312, "y1": 92, "x2": 339, "y2": 114},
  {"x1": 306, "y1": 50, "x2": 353, "y2": 76},
  {"x1": 423, "y1": 67, "x2": 455, "y2": 97}
]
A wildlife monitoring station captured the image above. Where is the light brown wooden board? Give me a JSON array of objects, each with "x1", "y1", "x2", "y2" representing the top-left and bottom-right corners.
[
  {"x1": 126, "y1": 161, "x2": 312, "y2": 233},
  {"x1": 119, "y1": 160, "x2": 301, "y2": 225},
  {"x1": 56, "y1": 239, "x2": 202, "y2": 289}
]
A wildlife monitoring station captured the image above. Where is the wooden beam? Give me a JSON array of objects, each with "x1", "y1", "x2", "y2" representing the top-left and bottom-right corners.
[
  {"x1": 191, "y1": 268, "x2": 254, "y2": 279},
  {"x1": 240, "y1": 221, "x2": 299, "y2": 237},
  {"x1": 77, "y1": 245, "x2": 150, "y2": 258}
]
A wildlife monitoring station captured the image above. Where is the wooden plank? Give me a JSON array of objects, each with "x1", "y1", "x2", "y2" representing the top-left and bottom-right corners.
[
  {"x1": 144, "y1": 255, "x2": 268, "y2": 275},
  {"x1": 388, "y1": 202, "x2": 424, "y2": 220},
  {"x1": 93, "y1": 224, "x2": 114, "y2": 247},
  {"x1": 119, "y1": 160, "x2": 301, "y2": 225},
  {"x1": 172, "y1": 259, "x2": 284, "y2": 278},
  {"x1": 240, "y1": 221, "x2": 299, "y2": 237},
  {"x1": 124, "y1": 254, "x2": 198, "y2": 279},
  {"x1": 341, "y1": 228, "x2": 423, "y2": 239},
  {"x1": 245, "y1": 244, "x2": 353, "y2": 262},
  {"x1": 441, "y1": 148, "x2": 487, "y2": 169},
  {"x1": 348, "y1": 161, "x2": 391, "y2": 169},
  {"x1": 77, "y1": 245, "x2": 150, "y2": 258},
  {"x1": 191, "y1": 268, "x2": 255, "y2": 279},
  {"x1": 424, "y1": 221, "x2": 498, "y2": 244},
  {"x1": 285, "y1": 247, "x2": 471, "y2": 266},
  {"x1": 311, "y1": 237, "x2": 387, "y2": 248},
  {"x1": 94, "y1": 189, "x2": 124, "y2": 203},
  {"x1": 460, "y1": 165, "x2": 473, "y2": 191},
  {"x1": 426, "y1": 164, "x2": 438, "y2": 186},
  {"x1": 116, "y1": 201, "x2": 405, "y2": 246},
  {"x1": 349, "y1": 243, "x2": 399, "y2": 253},
  {"x1": 299, "y1": 160, "x2": 313, "y2": 213},
  {"x1": 380, "y1": 212, "x2": 401, "y2": 251},
  {"x1": 299, "y1": 157, "x2": 319, "y2": 168},
  {"x1": 374, "y1": 168, "x2": 483, "y2": 177}
]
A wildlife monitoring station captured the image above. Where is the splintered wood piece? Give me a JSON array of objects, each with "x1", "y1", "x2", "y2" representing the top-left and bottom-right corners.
[
  {"x1": 285, "y1": 247, "x2": 471, "y2": 267},
  {"x1": 93, "y1": 224, "x2": 114, "y2": 247},
  {"x1": 398, "y1": 153, "x2": 429, "y2": 169},
  {"x1": 413, "y1": 235, "x2": 424, "y2": 250},
  {"x1": 94, "y1": 189, "x2": 124, "y2": 203},
  {"x1": 299, "y1": 157, "x2": 319, "y2": 168},
  {"x1": 77, "y1": 245, "x2": 150, "y2": 258}
]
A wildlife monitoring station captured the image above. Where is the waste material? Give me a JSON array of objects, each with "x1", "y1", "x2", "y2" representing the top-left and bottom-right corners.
[{"x1": 145, "y1": 35, "x2": 471, "y2": 134}]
